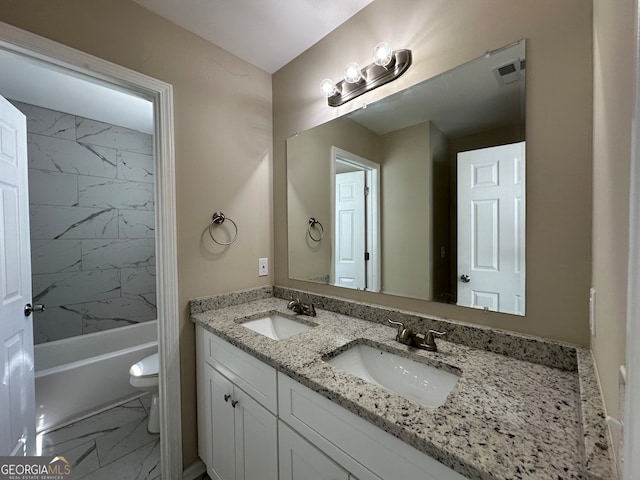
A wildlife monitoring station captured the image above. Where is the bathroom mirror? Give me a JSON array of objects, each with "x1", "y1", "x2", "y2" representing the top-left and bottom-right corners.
[{"x1": 287, "y1": 40, "x2": 526, "y2": 315}]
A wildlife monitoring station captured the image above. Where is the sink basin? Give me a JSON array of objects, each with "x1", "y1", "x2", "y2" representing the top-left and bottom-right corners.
[
  {"x1": 326, "y1": 344, "x2": 459, "y2": 408},
  {"x1": 240, "y1": 314, "x2": 314, "y2": 340}
]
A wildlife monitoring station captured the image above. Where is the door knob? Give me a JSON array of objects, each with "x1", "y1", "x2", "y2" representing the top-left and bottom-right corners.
[
  {"x1": 224, "y1": 394, "x2": 231, "y2": 402},
  {"x1": 460, "y1": 274, "x2": 471, "y2": 283},
  {"x1": 24, "y1": 303, "x2": 45, "y2": 316}
]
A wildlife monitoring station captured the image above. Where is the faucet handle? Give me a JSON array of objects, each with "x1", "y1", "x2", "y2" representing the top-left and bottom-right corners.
[
  {"x1": 423, "y1": 329, "x2": 446, "y2": 352},
  {"x1": 388, "y1": 319, "x2": 412, "y2": 343},
  {"x1": 427, "y1": 329, "x2": 446, "y2": 339},
  {"x1": 388, "y1": 319, "x2": 404, "y2": 335}
]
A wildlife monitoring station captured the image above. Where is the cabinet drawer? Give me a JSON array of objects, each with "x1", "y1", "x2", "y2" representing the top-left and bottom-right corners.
[
  {"x1": 278, "y1": 373, "x2": 466, "y2": 480},
  {"x1": 197, "y1": 326, "x2": 277, "y2": 414}
]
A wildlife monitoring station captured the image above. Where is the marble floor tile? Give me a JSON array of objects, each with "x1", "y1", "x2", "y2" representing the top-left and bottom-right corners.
[
  {"x1": 40, "y1": 399, "x2": 147, "y2": 456},
  {"x1": 95, "y1": 415, "x2": 159, "y2": 466},
  {"x1": 39, "y1": 397, "x2": 163, "y2": 479},
  {"x1": 79, "y1": 438, "x2": 160, "y2": 480},
  {"x1": 138, "y1": 393, "x2": 152, "y2": 414},
  {"x1": 58, "y1": 440, "x2": 101, "y2": 478}
]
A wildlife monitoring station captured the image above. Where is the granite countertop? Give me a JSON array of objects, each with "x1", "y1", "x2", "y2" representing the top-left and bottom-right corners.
[{"x1": 191, "y1": 293, "x2": 613, "y2": 480}]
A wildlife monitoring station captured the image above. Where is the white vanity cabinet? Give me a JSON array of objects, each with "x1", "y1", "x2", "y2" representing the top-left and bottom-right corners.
[
  {"x1": 196, "y1": 325, "x2": 466, "y2": 480},
  {"x1": 196, "y1": 327, "x2": 278, "y2": 480},
  {"x1": 279, "y1": 420, "x2": 351, "y2": 480}
]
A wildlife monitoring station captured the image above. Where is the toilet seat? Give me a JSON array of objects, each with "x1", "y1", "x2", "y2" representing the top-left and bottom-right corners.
[{"x1": 129, "y1": 353, "x2": 159, "y2": 378}]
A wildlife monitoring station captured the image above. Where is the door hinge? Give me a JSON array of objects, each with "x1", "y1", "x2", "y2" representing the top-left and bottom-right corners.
[
  {"x1": 365, "y1": 252, "x2": 370, "y2": 261},
  {"x1": 364, "y1": 186, "x2": 370, "y2": 196}
]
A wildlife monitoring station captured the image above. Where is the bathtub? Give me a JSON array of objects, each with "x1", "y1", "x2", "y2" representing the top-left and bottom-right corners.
[{"x1": 34, "y1": 320, "x2": 158, "y2": 433}]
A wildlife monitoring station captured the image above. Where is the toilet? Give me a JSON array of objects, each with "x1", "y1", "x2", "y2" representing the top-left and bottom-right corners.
[{"x1": 129, "y1": 353, "x2": 160, "y2": 433}]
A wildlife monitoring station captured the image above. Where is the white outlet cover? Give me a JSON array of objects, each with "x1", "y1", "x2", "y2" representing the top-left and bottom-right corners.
[
  {"x1": 258, "y1": 257, "x2": 268, "y2": 276},
  {"x1": 589, "y1": 288, "x2": 596, "y2": 337}
]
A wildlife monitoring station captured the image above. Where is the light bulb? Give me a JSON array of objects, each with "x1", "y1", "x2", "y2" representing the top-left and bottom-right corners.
[
  {"x1": 320, "y1": 78, "x2": 339, "y2": 97},
  {"x1": 343, "y1": 62, "x2": 363, "y2": 83},
  {"x1": 373, "y1": 41, "x2": 393, "y2": 67}
]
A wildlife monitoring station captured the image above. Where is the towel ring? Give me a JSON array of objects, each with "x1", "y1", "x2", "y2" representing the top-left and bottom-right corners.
[
  {"x1": 208, "y1": 211, "x2": 238, "y2": 246},
  {"x1": 308, "y1": 217, "x2": 324, "y2": 242}
]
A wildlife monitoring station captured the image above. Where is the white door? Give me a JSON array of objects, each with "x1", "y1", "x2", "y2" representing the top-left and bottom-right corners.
[
  {"x1": 0, "y1": 95, "x2": 36, "y2": 456},
  {"x1": 457, "y1": 142, "x2": 525, "y2": 315},
  {"x1": 333, "y1": 171, "x2": 366, "y2": 290}
]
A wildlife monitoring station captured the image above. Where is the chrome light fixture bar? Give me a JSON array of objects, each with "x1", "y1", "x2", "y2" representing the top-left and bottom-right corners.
[{"x1": 321, "y1": 43, "x2": 412, "y2": 107}]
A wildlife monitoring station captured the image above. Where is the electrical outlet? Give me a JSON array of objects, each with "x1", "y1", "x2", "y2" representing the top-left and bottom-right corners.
[
  {"x1": 589, "y1": 288, "x2": 596, "y2": 336},
  {"x1": 258, "y1": 257, "x2": 268, "y2": 277}
]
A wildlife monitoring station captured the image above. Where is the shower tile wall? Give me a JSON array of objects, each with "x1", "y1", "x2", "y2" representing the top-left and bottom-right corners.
[{"x1": 11, "y1": 101, "x2": 157, "y2": 344}]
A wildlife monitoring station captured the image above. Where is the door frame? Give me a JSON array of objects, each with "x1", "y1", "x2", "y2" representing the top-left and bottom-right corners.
[
  {"x1": 330, "y1": 146, "x2": 380, "y2": 292},
  {"x1": 624, "y1": 0, "x2": 640, "y2": 476},
  {"x1": 0, "y1": 21, "x2": 182, "y2": 478}
]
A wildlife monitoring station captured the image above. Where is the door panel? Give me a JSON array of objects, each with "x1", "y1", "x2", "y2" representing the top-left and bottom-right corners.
[
  {"x1": 279, "y1": 421, "x2": 349, "y2": 480},
  {"x1": 235, "y1": 388, "x2": 277, "y2": 480},
  {"x1": 457, "y1": 142, "x2": 525, "y2": 315},
  {"x1": 209, "y1": 367, "x2": 236, "y2": 480},
  {"x1": 334, "y1": 171, "x2": 365, "y2": 289},
  {"x1": 0, "y1": 95, "x2": 35, "y2": 456}
]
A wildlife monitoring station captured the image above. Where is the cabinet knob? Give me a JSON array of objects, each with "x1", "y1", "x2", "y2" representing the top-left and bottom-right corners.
[
  {"x1": 224, "y1": 394, "x2": 231, "y2": 402},
  {"x1": 231, "y1": 399, "x2": 239, "y2": 408}
]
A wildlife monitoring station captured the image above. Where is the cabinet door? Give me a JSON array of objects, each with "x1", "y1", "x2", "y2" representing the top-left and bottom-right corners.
[
  {"x1": 207, "y1": 366, "x2": 237, "y2": 480},
  {"x1": 234, "y1": 387, "x2": 277, "y2": 480},
  {"x1": 279, "y1": 421, "x2": 349, "y2": 480}
]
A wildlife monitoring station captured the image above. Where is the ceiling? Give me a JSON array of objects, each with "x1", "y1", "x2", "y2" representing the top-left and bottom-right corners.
[
  {"x1": 0, "y1": 50, "x2": 154, "y2": 133},
  {"x1": 131, "y1": 0, "x2": 375, "y2": 74}
]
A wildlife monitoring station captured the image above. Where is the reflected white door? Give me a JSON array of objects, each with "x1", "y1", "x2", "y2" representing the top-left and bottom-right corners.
[
  {"x1": 457, "y1": 142, "x2": 525, "y2": 315},
  {"x1": 0, "y1": 95, "x2": 36, "y2": 455},
  {"x1": 333, "y1": 171, "x2": 366, "y2": 289}
]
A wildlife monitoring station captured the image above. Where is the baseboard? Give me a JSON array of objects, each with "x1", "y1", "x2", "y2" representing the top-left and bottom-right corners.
[{"x1": 182, "y1": 459, "x2": 206, "y2": 480}]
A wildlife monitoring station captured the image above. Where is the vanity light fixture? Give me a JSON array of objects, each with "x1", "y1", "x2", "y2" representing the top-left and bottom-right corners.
[{"x1": 321, "y1": 42, "x2": 412, "y2": 107}]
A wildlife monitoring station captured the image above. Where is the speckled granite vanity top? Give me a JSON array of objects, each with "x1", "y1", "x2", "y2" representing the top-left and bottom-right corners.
[{"x1": 190, "y1": 287, "x2": 614, "y2": 480}]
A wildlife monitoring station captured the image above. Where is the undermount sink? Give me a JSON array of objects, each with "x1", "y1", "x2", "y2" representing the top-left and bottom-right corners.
[
  {"x1": 326, "y1": 343, "x2": 459, "y2": 408},
  {"x1": 240, "y1": 313, "x2": 314, "y2": 340}
]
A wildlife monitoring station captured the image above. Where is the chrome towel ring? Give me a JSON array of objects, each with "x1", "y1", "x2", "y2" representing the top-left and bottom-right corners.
[
  {"x1": 308, "y1": 217, "x2": 324, "y2": 242},
  {"x1": 208, "y1": 211, "x2": 238, "y2": 246}
]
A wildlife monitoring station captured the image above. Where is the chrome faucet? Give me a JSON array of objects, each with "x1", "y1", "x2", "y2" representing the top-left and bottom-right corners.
[
  {"x1": 287, "y1": 298, "x2": 316, "y2": 317},
  {"x1": 388, "y1": 319, "x2": 446, "y2": 352}
]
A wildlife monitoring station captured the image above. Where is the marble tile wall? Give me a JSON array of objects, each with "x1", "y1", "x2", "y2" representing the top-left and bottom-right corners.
[{"x1": 11, "y1": 101, "x2": 157, "y2": 343}]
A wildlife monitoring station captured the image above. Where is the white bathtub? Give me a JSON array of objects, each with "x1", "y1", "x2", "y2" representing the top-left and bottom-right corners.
[{"x1": 34, "y1": 320, "x2": 158, "y2": 433}]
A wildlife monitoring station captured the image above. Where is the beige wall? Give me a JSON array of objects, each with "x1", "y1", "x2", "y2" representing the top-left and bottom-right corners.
[
  {"x1": 0, "y1": 0, "x2": 273, "y2": 468},
  {"x1": 273, "y1": 0, "x2": 594, "y2": 345},
  {"x1": 287, "y1": 117, "x2": 379, "y2": 282},
  {"x1": 380, "y1": 122, "x2": 431, "y2": 299},
  {"x1": 429, "y1": 122, "x2": 451, "y2": 301},
  {"x1": 592, "y1": 0, "x2": 636, "y2": 466}
]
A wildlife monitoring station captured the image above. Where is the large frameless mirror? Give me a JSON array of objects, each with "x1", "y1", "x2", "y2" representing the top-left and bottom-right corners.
[{"x1": 287, "y1": 40, "x2": 526, "y2": 315}]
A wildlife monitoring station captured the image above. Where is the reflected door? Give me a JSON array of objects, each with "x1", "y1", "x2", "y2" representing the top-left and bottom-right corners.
[
  {"x1": 457, "y1": 142, "x2": 525, "y2": 315},
  {"x1": 333, "y1": 171, "x2": 366, "y2": 289},
  {"x1": 0, "y1": 95, "x2": 36, "y2": 455}
]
